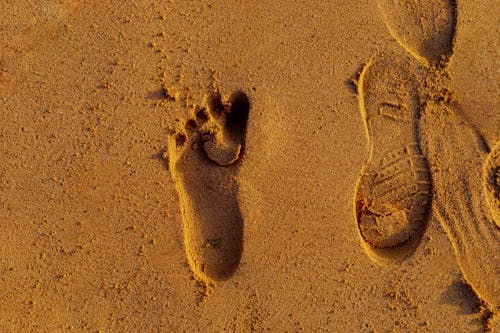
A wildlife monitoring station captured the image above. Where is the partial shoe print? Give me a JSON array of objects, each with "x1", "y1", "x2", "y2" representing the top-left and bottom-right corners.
[
  {"x1": 168, "y1": 91, "x2": 250, "y2": 284},
  {"x1": 483, "y1": 140, "x2": 500, "y2": 226},
  {"x1": 355, "y1": 53, "x2": 432, "y2": 264},
  {"x1": 420, "y1": 101, "x2": 500, "y2": 311},
  {"x1": 376, "y1": 0, "x2": 457, "y2": 66}
]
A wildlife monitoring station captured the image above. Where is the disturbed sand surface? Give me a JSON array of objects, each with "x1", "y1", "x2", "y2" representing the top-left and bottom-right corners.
[{"x1": 0, "y1": 1, "x2": 499, "y2": 332}]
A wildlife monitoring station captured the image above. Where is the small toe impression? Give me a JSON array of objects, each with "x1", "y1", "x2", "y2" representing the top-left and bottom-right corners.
[
  {"x1": 202, "y1": 91, "x2": 250, "y2": 166},
  {"x1": 175, "y1": 133, "x2": 187, "y2": 148}
]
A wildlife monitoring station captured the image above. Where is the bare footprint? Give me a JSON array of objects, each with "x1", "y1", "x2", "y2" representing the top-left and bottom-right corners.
[
  {"x1": 376, "y1": 0, "x2": 457, "y2": 66},
  {"x1": 355, "y1": 54, "x2": 432, "y2": 264},
  {"x1": 168, "y1": 91, "x2": 250, "y2": 283},
  {"x1": 420, "y1": 101, "x2": 500, "y2": 311}
]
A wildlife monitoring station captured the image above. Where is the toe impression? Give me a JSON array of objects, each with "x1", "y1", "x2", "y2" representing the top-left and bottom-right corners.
[{"x1": 202, "y1": 91, "x2": 250, "y2": 166}]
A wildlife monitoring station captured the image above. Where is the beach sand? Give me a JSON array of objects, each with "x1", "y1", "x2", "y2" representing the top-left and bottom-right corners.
[{"x1": 0, "y1": 1, "x2": 498, "y2": 332}]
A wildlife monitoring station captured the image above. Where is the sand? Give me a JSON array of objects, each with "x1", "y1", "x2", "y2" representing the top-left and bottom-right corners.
[{"x1": 0, "y1": 0, "x2": 499, "y2": 332}]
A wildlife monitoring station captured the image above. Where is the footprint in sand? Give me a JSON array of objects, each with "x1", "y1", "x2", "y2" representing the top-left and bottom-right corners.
[
  {"x1": 420, "y1": 101, "x2": 500, "y2": 311},
  {"x1": 484, "y1": 141, "x2": 500, "y2": 226},
  {"x1": 376, "y1": 0, "x2": 457, "y2": 66},
  {"x1": 354, "y1": 0, "x2": 458, "y2": 264},
  {"x1": 355, "y1": 54, "x2": 432, "y2": 264},
  {"x1": 168, "y1": 91, "x2": 250, "y2": 284},
  {"x1": 372, "y1": 0, "x2": 499, "y2": 312}
]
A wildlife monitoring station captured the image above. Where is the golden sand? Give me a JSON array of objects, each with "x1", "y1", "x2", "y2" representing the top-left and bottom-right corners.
[{"x1": 0, "y1": 0, "x2": 498, "y2": 331}]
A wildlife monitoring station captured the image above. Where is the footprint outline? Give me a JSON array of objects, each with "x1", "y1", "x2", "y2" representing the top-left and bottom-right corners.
[{"x1": 167, "y1": 90, "x2": 250, "y2": 285}]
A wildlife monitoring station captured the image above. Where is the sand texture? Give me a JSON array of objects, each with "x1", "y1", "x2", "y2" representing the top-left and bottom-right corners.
[{"x1": 0, "y1": 0, "x2": 499, "y2": 332}]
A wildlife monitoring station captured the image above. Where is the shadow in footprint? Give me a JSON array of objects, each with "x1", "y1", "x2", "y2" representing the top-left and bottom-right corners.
[
  {"x1": 168, "y1": 91, "x2": 250, "y2": 284},
  {"x1": 440, "y1": 278, "x2": 483, "y2": 316},
  {"x1": 440, "y1": 278, "x2": 493, "y2": 332}
]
